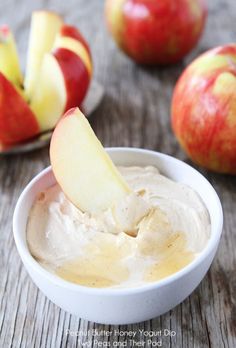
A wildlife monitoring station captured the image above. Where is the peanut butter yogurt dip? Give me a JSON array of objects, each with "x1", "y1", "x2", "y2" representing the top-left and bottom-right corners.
[{"x1": 27, "y1": 166, "x2": 211, "y2": 288}]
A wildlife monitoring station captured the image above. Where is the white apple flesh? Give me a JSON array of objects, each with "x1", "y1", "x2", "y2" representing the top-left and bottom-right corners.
[
  {"x1": 30, "y1": 53, "x2": 66, "y2": 131},
  {"x1": 24, "y1": 11, "x2": 63, "y2": 99},
  {"x1": 0, "y1": 26, "x2": 23, "y2": 86},
  {"x1": 50, "y1": 108, "x2": 131, "y2": 213}
]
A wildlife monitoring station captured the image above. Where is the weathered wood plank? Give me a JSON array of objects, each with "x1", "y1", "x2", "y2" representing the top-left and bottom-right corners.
[{"x1": 0, "y1": 0, "x2": 235, "y2": 347}]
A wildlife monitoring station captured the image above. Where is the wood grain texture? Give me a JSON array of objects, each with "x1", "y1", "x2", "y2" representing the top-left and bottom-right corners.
[{"x1": 0, "y1": 0, "x2": 236, "y2": 347}]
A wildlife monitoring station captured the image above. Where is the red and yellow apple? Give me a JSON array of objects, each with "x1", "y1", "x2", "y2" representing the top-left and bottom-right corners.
[
  {"x1": 171, "y1": 44, "x2": 236, "y2": 174},
  {"x1": 0, "y1": 11, "x2": 92, "y2": 147},
  {"x1": 105, "y1": 0, "x2": 207, "y2": 65}
]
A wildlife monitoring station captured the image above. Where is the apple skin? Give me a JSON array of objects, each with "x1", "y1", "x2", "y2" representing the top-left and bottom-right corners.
[
  {"x1": 0, "y1": 72, "x2": 39, "y2": 145},
  {"x1": 59, "y1": 25, "x2": 91, "y2": 57},
  {"x1": 171, "y1": 44, "x2": 236, "y2": 174},
  {"x1": 53, "y1": 48, "x2": 90, "y2": 110},
  {"x1": 54, "y1": 27, "x2": 92, "y2": 76},
  {"x1": 105, "y1": 0, "x2": 207, "y2": 65}
]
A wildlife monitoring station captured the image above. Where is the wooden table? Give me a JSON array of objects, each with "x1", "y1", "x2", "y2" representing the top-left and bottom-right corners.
[{"x1": 0, "y1": 0, "x2": 235, "y2": 347}]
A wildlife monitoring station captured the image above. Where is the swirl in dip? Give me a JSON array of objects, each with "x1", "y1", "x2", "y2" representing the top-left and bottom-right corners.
[{"x1": 27, "y1": 166, "x2": 210, "y2": 288}]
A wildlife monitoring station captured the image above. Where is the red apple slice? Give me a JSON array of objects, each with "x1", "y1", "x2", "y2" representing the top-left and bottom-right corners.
[
  {"x1": 53, "y1": 47, "x2": 90, "y2": 110},
  {"x1": 50, "y1": 108, "x2": 131, "y2": 213},
  {"x1": 53, "y1": 36, "x2": 92, "y2": 76},
  {"x1": 30, "y1": 48, "x2": 90, "y2": 131},
  {"x1": 59, "y1": 25, "x2": 91, "y2": 56},
  {"x1": 24, "y1": 11, "x2": 63, "y2": 99},
  {"x1": 0, "y1": 72, "x2": 39, "y2": 145},
  {"x1": 0, "y1": 26, "x2": 23, "y2": 86}
]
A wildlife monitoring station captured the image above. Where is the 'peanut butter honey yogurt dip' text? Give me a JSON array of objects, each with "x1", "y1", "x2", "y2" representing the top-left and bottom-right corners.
[{"x1": 27, "y1": 166, "x2": 211, "y2": 288}]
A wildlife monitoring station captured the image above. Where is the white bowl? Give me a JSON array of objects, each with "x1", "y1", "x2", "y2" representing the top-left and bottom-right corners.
[{"x1": 13, "y1": 148, "x2": 223, "y2": 325}]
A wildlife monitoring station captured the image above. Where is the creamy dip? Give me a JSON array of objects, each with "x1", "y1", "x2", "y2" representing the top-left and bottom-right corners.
[{"x1": 27, "y1": 166, "x2": 211, "y2": 288}]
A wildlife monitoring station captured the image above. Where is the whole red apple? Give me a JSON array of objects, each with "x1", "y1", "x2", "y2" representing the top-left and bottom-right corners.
[
  {"x1": 105, "y1": 0, "x2": 207, "y2": 65},
  {"x1": 171, "y1": 44, "x2": 236, "y2": 174}
]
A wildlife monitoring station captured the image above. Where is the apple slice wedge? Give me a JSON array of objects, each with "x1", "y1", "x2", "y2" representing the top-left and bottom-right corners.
[
  {"x1": 59, "y1": 25, "x2": 91, "y2": 55},
  {"x1": 30, "y1": 47, "x2": 90, "y2": 131},
  {"x1": 0, "y1": 26, "x2": 23, "y2": 86},
  {"x1": 0, "y1": 72, "x2": 39, "y2": 145},
  {"x1": 24, "y1": 11, "x2": 63, "y2": 99},
  {"x1": 53, "y1": 35, "x2": 92, "y2": 75},
  {"x1": 50, "y1": 108, "x2": 131, "y2": 213},
  {"x1": 29, "y1": 53, "x2": 66, "y2": 131},
  {"x1": 53, "y1": 47, "x2": 90, "y2": 110}
]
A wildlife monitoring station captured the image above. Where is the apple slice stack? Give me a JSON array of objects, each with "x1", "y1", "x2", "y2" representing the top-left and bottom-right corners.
[{"x1": 0, "y1": 11, "x2": 92, "y2": 148}]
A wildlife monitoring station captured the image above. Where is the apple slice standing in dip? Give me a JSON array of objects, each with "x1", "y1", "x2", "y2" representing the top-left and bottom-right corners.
[{"x1": 50, "y1": 107, "x2": 150, "y2": 234}]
